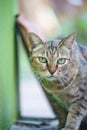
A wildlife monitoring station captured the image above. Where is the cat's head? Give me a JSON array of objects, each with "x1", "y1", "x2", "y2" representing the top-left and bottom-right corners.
[{"x1": 27, "y1": 32, "x2": 77, "y2": 84}]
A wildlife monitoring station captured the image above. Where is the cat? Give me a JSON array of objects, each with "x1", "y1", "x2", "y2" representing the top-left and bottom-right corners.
[{"x1": 23, "y1": 31, "x2": 87, "y2": 130}]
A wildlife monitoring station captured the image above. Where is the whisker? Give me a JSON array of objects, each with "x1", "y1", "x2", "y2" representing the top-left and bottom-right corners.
[
  {"x1": 39, "y1": 76, "x2": 45, "y2": 83},
  {"x1": 36, "y1": 72, "x2": 46, "y2": 83},
  {"x1": 62, "y1": 74, "x2": 69, "y2": 80},
  {"x1": 57, "y1": 77, "x2": 64, "y2": 87},
  {"x1": 61, "y1": 77, "x2": 67, "y2": 83}
]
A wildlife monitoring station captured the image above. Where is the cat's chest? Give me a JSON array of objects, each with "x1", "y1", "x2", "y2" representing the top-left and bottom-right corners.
[{"x1": 46, "y1": 82, "x2": 82, "y2": 104}]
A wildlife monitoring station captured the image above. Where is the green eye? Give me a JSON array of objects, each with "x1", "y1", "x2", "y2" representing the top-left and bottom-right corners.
[
  {"x1": 39, "y1": 57, "x2": 47, "y2": 63},
  {"x1": 57, "y1": 58, "x2": 66, "y2": 64}
]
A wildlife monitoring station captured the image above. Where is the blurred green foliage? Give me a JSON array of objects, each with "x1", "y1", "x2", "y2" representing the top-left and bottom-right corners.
[
  {"x1": 75, "y1": 13, "x2": 87, "y2": 45},
  {"x1": 61, "y1": 12, "x2": 87, "y2": 45},
  {"x1": 0, "y1": 0, "x2": 17, "y2": 130}
]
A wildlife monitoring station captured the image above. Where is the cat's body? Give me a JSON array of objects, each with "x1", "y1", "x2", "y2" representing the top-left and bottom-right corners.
[{"x1": 26, "y1": 32, "x2": 87, "y2": 130}]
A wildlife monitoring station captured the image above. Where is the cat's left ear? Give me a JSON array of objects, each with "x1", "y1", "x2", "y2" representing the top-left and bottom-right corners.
[{"x1": 59, "y1": 32, "x2": 77, "y2": 50}]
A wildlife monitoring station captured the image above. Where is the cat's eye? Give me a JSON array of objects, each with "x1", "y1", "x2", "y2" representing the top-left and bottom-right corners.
[
  {"x1": 38, "y1": 57, "x2": 47, "y2": 63},
  {"x1": 57, "y1": 58, "x2": 66, "y2": 64}
]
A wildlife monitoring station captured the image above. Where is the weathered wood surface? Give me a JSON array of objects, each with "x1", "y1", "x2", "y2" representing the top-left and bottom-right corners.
[{"x1": 10, "y1": 119, "x2": 59, "y2": 130}]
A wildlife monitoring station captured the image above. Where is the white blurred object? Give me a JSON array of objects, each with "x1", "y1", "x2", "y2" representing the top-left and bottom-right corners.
[
  {"x1": 20, "y1": 77, "x2": 56, "y2": 119},
  {"x1": 67, "y1": 0, "x2": 83, "y2": 6},
  {"x1": 35, "y1": 6, "x2": 61, "y2": 38},
  {"x1": 18, "y1": 34, "x2": 56, "y2": 119},
  {"x1": 18, "y1": 0, "x2": 61, "y2": 39}
]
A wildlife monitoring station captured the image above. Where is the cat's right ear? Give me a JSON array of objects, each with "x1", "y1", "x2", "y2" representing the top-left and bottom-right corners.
[{"x1": 28, "y1": 32, "x2": 43, "y2": 53}]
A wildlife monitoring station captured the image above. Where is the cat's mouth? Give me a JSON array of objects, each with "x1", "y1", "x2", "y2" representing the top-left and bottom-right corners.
[{"x1": 46, "y1": 76, "x2": 58, "y2": 81}]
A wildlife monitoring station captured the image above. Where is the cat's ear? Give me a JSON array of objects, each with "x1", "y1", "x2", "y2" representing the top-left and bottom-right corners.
[
  {"x1": 28, "y1": 32, "x2": 43, "y2": 52},
  {"x1": 59, "y1": 32, "x2": 77, "y2": 50}
]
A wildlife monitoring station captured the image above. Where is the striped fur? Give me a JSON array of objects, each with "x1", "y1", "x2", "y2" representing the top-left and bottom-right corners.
[{"x1": 27, "y1": 32, "x2": 87, "y2": 130}]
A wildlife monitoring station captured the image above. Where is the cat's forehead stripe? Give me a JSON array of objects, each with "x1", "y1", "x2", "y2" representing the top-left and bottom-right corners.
[
  {"x1": 46, "y1": 40, "x2": 59, "y2": 55},
  {"x1": 48, "y1": 45, "x2": 57, "y2": 55}
]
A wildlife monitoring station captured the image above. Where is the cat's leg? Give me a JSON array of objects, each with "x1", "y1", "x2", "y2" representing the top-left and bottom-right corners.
[
  {"x1": 46, "y1": 93, "x2": 68, "y2": 129},
  {"x1": 61, "y1": 96, "x2": 87, "y2": 130},
  {"x1": 43, "y1": 87, "x2": 68, "y2": 130}
]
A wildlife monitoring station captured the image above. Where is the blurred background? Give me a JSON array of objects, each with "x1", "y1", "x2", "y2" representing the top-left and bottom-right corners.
[{"x1": 0, "y1": 0, "x2": 87, "y2": 130}]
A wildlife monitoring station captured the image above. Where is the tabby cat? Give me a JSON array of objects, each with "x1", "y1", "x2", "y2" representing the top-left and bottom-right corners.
[{"x1": 25, "y1": 32, "x2": 87, "y2": 130}]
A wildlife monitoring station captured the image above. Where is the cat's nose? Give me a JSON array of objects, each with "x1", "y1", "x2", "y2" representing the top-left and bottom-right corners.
[
  {"x1": 47, "y1": 64, "x2": 57, "y2": 75},
  {"x1": 50, "y1": 71, "x2": 55, "y2": 75},
  {"x1": 49, "y1": 69, "x2": 56, "y2": 75}
]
